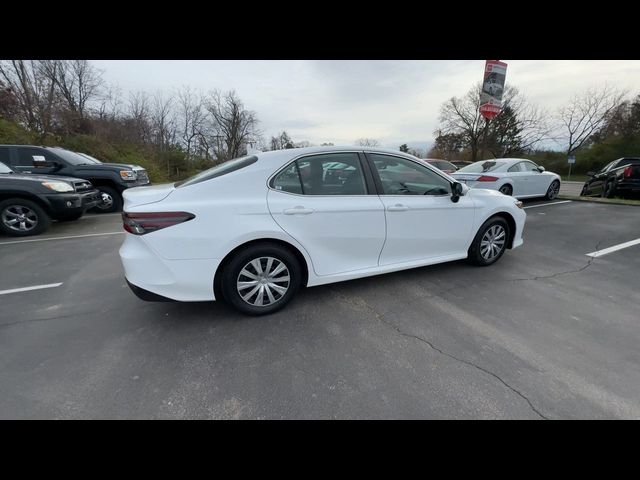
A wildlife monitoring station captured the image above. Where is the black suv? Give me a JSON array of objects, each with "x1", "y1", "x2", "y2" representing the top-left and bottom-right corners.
[
  {"x1": 0, "y1": 145, "x2": 150, "y2": 213},
  {"x1": 0, "y1": 161, "x2": 100, "y2": 237},
  {"x1": 581, "y1": 157, "x2": 640, "y2": 198}
]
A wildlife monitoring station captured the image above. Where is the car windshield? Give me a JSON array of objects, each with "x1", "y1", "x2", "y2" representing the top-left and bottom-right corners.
[
  {"x1": 457, "y1": 160, "x2": 505, "y2": 173},
  {"x1": 176, "y1": 155, "x2": 258, "y2": 188},
  {"x1": 76, "y1": 152, "x2": 102, "y2": 164},
  {"x1": 47, "y1": 147, "x2": 94, "y2": 165},
  {"x1": 0, "y1": 162, "x2": 13, "y2": 174}
]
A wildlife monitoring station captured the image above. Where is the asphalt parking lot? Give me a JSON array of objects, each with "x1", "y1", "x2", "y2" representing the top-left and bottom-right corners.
[{"x1": 1, "y1": 200, "x2": 639, "y2": 419}]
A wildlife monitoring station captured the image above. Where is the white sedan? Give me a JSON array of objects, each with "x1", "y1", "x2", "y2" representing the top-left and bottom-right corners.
[
  {"x1": 451, "y1": 158, "x2": 561, "y2": 200},
  {"x1": 119, "y1": 147, "x2": 526, "y2": 315}
]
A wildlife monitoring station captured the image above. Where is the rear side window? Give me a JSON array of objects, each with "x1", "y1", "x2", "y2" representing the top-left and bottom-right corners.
[
  {"x1": 272, "y1": 153, "x2": 367, "y2": 196},
  {"x1": 176, "y1": 155, "x2": 258, "y2": 188},
  {"x1": 0, "y1": 147, "x2": 10, "y2": 165}
]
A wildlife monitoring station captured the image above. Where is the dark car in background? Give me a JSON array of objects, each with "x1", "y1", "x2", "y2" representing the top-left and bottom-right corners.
[
  {"x1": 581, "y1": 157, "x2": 640, "y2": 198},
  {"x1": 0, "y1": 145, "x2": 150, "y2": 213},
  {"x1": 422, "y1": 158, "x2": 458, "y2": 174},
  {"x1": 0, "y1": 161, "x2": 100, "y2": 237}
]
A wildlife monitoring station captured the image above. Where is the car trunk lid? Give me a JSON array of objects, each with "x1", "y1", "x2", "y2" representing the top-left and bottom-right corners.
[{"x1": 122, "y1": 183, "x2": 174, "y2": 208}]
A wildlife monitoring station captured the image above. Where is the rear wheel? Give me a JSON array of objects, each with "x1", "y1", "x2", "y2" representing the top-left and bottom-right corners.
[
  {"x1": 93, "y1": 186, "x2": 122, "y2": 213},
  {"x1": 0, "y1": 198, "x2": 50, "y2": 237},
  {"x1": 545, "y1": 180, "x2": 560, "y2": 200},
  {"x1": 467, "y1": 217, "x2": 510, "y2": 266},
  {"x1": 602, "y1": 180, "x2": 616, "y2": 198},
  {"x1": 499, "y1": 184, "x2": 513, "y2": 196},
  {"x1": 221, "y1": 243, "x2": 302, "y2": 315}
]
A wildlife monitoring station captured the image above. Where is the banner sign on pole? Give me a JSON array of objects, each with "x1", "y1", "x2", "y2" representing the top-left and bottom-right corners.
[
  {"x1": 568, "y1": 156, "x2": 576, "y2": 164},
  {"x1": 479, "y1": 60, "x2": 508, "y2": 121}
]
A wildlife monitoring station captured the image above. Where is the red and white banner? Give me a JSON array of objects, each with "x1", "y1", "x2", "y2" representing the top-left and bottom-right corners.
[{"x1": 479, "y1": 60, "x2": 508, "y2": 120}]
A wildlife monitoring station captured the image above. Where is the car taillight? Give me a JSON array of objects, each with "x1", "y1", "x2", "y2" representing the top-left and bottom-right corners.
[
  {"x1": 122, "y1": 211, "x2": 195, "y2": 235},
  {"x1": 624, "y1": 166, "x2": 633, "y2": 178},
  {"x1": 477, "y1": 175, "x2": 499, "y2": 182}
]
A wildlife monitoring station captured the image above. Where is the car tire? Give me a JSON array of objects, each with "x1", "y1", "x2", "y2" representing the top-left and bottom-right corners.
[
  {"x1": 93, "y1": 186, "x2": 122, "y2": 213},
  {"x1": 0, "y1": 198, "x2": 51, "y2": 237},
  {"x1": 545, "y1": 180, "x2": 560, "y2": 200},
  {"x1": 499, "y1": 184, "x2": 513, "y2": 196},
  {"x1": 221, "y1": 243, "x2": 302, "y2": 316},
  {"x1": 56, "y1": 212, "x2": 84, "y2": 222},
  {"x1": 602, "y1": 180, "x2": 616, "y2": 198},
  {"x1": 467, "y1": 216, "x2": 510, "y2": 266}
]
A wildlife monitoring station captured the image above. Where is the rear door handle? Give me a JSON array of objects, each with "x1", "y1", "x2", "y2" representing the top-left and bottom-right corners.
[
  {"x1": 283, "y1": 206, "x2": 315, "y2": 215},
  {"x1": 387, "y1": 204, "x2": 409, "y2": 212}
]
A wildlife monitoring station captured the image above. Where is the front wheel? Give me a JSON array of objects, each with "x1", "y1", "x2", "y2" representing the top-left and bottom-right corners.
[
  {"x1": 545, "y1": 180, "x2": 560, "y2": 200},
  {"x1": 221, "y1": 243, "x2": 302, "y2": 315},
  {"x1": 467, "y1": 217, "x2": 510, "y2": 266},
  {"x1": 0, "y1": 198, "x2": 51, "y2": 237},
  {"x1": 93, "y1": 186, "x2": 122, "y2": 213}
]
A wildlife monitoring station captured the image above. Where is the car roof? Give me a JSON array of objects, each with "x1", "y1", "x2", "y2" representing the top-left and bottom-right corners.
[
  {"x1": 472, "y1": 158, "x2": 532, "y2": 165},
  {"x1": 253, "y1": 146, "x2": 421, "y2": 169}
]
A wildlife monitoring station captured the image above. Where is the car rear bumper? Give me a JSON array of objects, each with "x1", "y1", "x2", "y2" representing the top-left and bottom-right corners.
[{"x1": 119, "y1": 234, "x2": 220, "y2": 301}]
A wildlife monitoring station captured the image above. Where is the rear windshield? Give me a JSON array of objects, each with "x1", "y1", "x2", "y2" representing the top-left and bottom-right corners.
[
  {"x1": 458, "y1": 160, "x2": 505, "y2": 173},
  {"x1": 175, "y1": 155, "x2": 258, "y2": 188}
]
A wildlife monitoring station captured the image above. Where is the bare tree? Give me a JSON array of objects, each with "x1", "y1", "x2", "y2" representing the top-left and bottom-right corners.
[
  {"x1": 175, "y1": 86, "x2": 207, "y2": 161},
  {"x1": 204, "y1": 90, "x2": 260, "y2": 161},
  {"x1": 556, "y1": 85, "x2": 626, "y2": 156},
  {"x1": 127, "y1": 90, "x2": 152, "y2": 144},
  {"x1": 356, "y1": 138, "x2": 381, "y2": 147},
  {"x1": 0, "y1": 60, "x2": 59, "y2": 134},
  {"x1": 150, "y1": 91, "x2": 176, "y2": 150},
  {"x1": 40, "y1": 60, "x2": 103, "y2": 119}
]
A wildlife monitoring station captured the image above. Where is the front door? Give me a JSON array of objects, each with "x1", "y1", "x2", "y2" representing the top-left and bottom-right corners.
[{"x1": 367, "y1": 153, "x2": 476, "y2": 266}]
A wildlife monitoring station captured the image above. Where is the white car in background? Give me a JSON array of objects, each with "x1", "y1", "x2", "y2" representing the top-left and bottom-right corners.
[
  {"x1": 451, "y1": 158, "x2": 561, "y2": 200},
  {"x1": 119, "y1": 147, "x2": 526, "y2": 315}
]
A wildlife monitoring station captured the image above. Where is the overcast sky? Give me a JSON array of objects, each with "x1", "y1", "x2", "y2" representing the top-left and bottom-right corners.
[{"x1": 92, "y1": 60, "x2": 640, "y2": 151}]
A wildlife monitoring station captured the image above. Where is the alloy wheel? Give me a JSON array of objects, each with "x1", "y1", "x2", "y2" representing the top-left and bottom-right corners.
[{"x1": 1, "y1": 205, "x2": 38, "y2": 232}]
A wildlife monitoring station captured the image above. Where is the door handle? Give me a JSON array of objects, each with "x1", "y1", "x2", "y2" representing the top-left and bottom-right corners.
[
  {"x1": 387, "y1": 204, "x2": 409, "y2": 212},
  {"x1": 283, "y1": 206, "x2": 315, "y2": 215}
]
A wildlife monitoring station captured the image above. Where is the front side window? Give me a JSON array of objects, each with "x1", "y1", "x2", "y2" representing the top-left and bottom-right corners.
[
  {"x1": 508, "y1": 162, "x2": 525, "y2": 173},
  {"x1": 0, "y1": 162, "x2": 13, "y2": 174},
  {"x1": 0, "y1": 147, "x2": 10, "y2": 165},
  {"x1": 272, "y1": 153, "x2": 367, "y2": 196},
  {"x1": 522, "y1": 161, "x2": 540, "y2": 171},
  {"x1": 16, "y1": 148, "x2": 60, "y2": 167},
  {"x1": 371, "y1": 154, "x2": 451, "y2": 196}
]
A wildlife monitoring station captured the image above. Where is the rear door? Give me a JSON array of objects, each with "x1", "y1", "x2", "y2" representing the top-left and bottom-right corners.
[{"x1": 267, "y1": 152, "x2": 386, "y2": 276}]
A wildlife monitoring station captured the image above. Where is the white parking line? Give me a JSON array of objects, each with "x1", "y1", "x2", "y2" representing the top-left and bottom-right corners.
[
  {"x1": 586, "y1": 238, "x2": 640, "y2": 258},
  {"x1": 523, "y1": 200, "x2": 572, "y2": 209},
  {"x1": 0, "y1": 283, "x2": 63, "y2": 295},
  {"x1": 0, "y1": 231, "x2": 124, "y2": 246}
]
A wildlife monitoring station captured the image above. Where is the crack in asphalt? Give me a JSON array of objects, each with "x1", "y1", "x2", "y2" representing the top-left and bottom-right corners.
[
  {"x1": 509, "y1": 240, "x2": 603, "y2": 282},
  {"x1": 330, "y1": 288, "x2": 549, "y2": 420}
]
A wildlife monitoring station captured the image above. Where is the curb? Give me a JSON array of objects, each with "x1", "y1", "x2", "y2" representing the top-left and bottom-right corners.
[{"x1": 558, "y1": 195, "x2": 640, "y2": 207}]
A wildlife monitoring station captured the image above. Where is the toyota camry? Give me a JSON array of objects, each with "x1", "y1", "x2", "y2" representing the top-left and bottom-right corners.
[{"x1": 119, "y1": 147, "x2": 526, "y2": 315}]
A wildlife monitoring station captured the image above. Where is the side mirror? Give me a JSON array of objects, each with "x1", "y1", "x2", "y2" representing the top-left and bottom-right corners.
[
  {"x1": 451, "y1": 182, "x2": 464, "y2": 203},
  {"x1": 587, "y1": 171, "x2": 595, "y2": 177},
  {"x1": 32, "y1": 155, "x2": 47, "y2": 168},
  {"x1": 537, "y1": 166, "x2": 545, "y2": 172}
]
